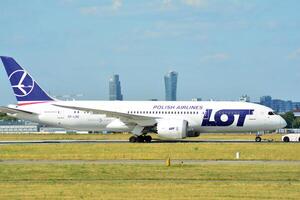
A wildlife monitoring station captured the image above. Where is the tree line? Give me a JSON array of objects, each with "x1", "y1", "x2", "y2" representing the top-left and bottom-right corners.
[
  {"x1": 0, "y1": 112, "x2": 17, "y2": 121},
  {"x1": 281, "y1": 112, "x2": 300, "y2": 128}
]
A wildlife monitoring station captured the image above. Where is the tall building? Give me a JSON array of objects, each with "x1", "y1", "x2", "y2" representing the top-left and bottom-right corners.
[
  {"x1": 293, "y1": 102, "x2": 300, "y2": 110},
  {"x1": 272, "y1": 99, "x2": 293, "y2": 113},
  {"x1": 164, "y1": 71, "x2": 178, "y2": 101},
  {"x1": 109, "y1": 74, "x2": 123, "y2": 101},
  {"x1": 260, "y1": 96, "x2": 272, "y2": 108}
]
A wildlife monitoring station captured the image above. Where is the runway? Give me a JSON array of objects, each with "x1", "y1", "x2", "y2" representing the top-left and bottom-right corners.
[
  {"x1": 0, "y1": 159, "x2": 299, "y2": 165},
  {"x1": 0, "y1": 139, "x2": 275, "y2": 145}
]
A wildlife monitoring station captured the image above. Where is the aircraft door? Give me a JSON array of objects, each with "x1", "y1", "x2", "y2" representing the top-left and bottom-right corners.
[{"x1": 57, "y1": 110, "x2": 65, "y2": 126}]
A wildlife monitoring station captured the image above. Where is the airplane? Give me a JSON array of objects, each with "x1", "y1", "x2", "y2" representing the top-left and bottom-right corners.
[{"x1": 0, "y1": 56, "x2": 287, "y2": 143}]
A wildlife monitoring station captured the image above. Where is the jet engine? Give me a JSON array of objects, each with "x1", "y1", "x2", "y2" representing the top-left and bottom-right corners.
[{"x1": 157, "y1": 119, "x2": 188, "y2": 139}]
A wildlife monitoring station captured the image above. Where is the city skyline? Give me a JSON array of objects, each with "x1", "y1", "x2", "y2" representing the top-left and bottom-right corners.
[
  {"x1": 259, "y1": 95, "x2": 300, "y2": 113},
  {"x1": 0, "y1": 1, "x2": 300, "y2": 104}
]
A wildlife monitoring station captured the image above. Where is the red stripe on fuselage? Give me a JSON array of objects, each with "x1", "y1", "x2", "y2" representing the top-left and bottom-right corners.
[{"x1": 17, "y1": 101, "x2": 50, "y2": 106}]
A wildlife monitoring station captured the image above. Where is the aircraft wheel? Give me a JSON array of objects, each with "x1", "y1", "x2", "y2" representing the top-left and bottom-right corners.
[
  {"x1": 144, "y1": 135, "x2": 152, "y2": 143},
  {"x1": 283, "y1": 137, "x2": 290, "y2": 143},
  {"x1": 255, "y1": 136, "x2": 261, "y2": 142},
  {"x1": 136, "y1": 136, "x2": 145, "y2": 143},
  {"x1": 129, "y1": 136, "x2": 137, "y2": 143}
]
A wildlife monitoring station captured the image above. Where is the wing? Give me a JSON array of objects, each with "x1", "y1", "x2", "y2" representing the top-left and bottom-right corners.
[
  {"x1": 53, "y1": 104, "x2": 157, "y2": 126},
  {"x1": 0, "y1": 106, "x2": 36, "y2": 115}
]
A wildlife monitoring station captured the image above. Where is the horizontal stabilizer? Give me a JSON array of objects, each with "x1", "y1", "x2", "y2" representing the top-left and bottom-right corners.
[{"x1": 0, "y1": 106, "x2": 37, "y2": 115}]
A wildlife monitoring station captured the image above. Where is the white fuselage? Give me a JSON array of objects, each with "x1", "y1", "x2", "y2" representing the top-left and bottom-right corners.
[{"x1": 10, "y1": 100, "x2": 286, "y2": 133}]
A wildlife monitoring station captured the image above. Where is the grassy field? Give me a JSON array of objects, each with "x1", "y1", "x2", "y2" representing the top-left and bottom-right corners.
[
  {"x1": 0, "y1": 133, "x2": 132, "y2": 140},
  {"x1": 0, "y1": 133, "x2": 298, "y2": 199},
  {"x1": 0, "y1": 132, "x2": 283, "y2": 141},
  {"x1": 0, "y1": 163, "x2": 299, "y2": 199},
  {"x1": 0, "y1": 143, "x2": 299, "y2": 160}
]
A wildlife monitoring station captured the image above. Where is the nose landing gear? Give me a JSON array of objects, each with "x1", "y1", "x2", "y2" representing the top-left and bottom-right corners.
[{"x1": 255, "y1": 136, "x2": 262, "y2": 142}]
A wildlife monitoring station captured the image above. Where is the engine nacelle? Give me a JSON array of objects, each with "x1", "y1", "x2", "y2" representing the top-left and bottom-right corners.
[
  {"x1": 187, "y1": 131, "x2": 200, "y2": 137},
  {"x1": 157, "y1": 119, "x2": 188, "y2": 139}
]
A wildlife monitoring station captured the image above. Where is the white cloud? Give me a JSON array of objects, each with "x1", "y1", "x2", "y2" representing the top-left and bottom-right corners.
[
  {"x1": 161, "y1": 0, "x2": 173, "y2": 9},
  {"x1": 113, "y1": 45, "x2": 130, "y2": 53},
  {"x1": 200, "y1": 53, "x2": 230, "y2": 62},
  {"x1": 60, "y1": 0, "x2": 74, "y2": 4},
  {"x1": 140, "y1": 27, "x2": 187, "y2": 39},
  {"x1": 288, "y1": 48, "x2": 300, "y2": 60},
  {"x1": 182, "y1": 0, "x2": 207, "y2": 8},
  {"x1": 80, "y1": 6, "x2": 99, "y2": 15},
  {"x1": 112, "y1": 0, "x2": 122, "y2": 11},
  {"x1": 143, "y1": 30, "x2": 163, "y2": 38},
  {"x1": 80, "y1": 0, "x2": 123, "y2": 15}
]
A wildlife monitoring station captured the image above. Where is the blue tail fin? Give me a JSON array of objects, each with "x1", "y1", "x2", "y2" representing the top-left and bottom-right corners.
[{"x1": 0, "y1": 56, "x2": 54, "y2": 102}]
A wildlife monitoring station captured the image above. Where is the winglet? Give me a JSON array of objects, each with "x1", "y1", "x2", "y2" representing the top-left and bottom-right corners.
[{"x1": 0, "y1": 56, "x2": 54, "y2": 103}]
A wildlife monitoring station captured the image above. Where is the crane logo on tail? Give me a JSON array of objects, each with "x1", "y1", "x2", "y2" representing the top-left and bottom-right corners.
[{"x1": 8, "y1": 70, "x2": 35, "y2": 97}]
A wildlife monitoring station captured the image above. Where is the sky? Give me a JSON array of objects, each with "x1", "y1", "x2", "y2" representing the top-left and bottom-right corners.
[{"x1": 0, "y1": 0, "x2": 300, "y2": 104}]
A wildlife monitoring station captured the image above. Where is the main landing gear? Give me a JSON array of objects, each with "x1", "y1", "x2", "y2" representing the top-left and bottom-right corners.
[
  {"x1": 129, "y1": 135, "x2": 152, "y2": 143},
  {"x1": 255, "y1": 136, "x2": 262, "y2": 142}
]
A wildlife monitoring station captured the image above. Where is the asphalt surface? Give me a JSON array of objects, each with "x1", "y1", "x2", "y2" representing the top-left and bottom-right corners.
[
  {"x1": 1, "y1": 159, "x2": 300, "y2": 165},
  {"x1": 0, "y1": 139, "x2": 276, "y2": 145}
]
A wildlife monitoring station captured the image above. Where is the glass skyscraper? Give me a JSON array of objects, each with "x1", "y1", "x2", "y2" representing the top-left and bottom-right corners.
[
  {"x1": 164, "y1": 71, "x2": 178, "y2": 101},
  {"x1": 109, "y1": 74, "x2": 123, "y2": 101},
  {"x1": 260, "y1": 96, "x2": 272, "y2": 108}
]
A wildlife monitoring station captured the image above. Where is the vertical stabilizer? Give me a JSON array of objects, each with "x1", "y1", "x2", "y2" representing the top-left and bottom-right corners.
[{"x1": 0, "y1": 56, "x2": 54, "y2": 103}]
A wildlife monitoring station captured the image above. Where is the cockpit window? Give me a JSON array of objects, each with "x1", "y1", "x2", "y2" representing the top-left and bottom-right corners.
[{"x1": 268, "y1": 111, "x2": 275, "y2": 115}]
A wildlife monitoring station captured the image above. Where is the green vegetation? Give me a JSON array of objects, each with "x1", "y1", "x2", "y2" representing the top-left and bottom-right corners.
[
  {"x1": 0, "y1": 112, "x2": 17, "y2": 121},
  {"x1": 0, "y1": 143, "x2": 299, "y2": 160},
  {"x1": 292, "y1": 118, "x2": 300, "y2": 129},
  {"x1": 0, "y1": 132, "x2": 133, "y2": 141},
  {"x1": 0, "y1": 163, "x2": 299, "y2": 199},
  {"x1": 281, "y1": 111, "x2": 300, "y2": 128},
  {"x1": 0, "y1": 133, "x2": 297, "y2": 199},
  {"x1": 0, "y1": 134, "x2": 299, "y2": 199}
]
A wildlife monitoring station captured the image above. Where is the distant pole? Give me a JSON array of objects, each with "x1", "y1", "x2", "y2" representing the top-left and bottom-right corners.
[{"x1": 166, "y1": 157, "x2": 171, "y2": 166}]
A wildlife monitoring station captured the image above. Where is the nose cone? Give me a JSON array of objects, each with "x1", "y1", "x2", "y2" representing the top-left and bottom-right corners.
[{"x1": 279, "y1": 116, "x2": 287, "y2": 128}]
